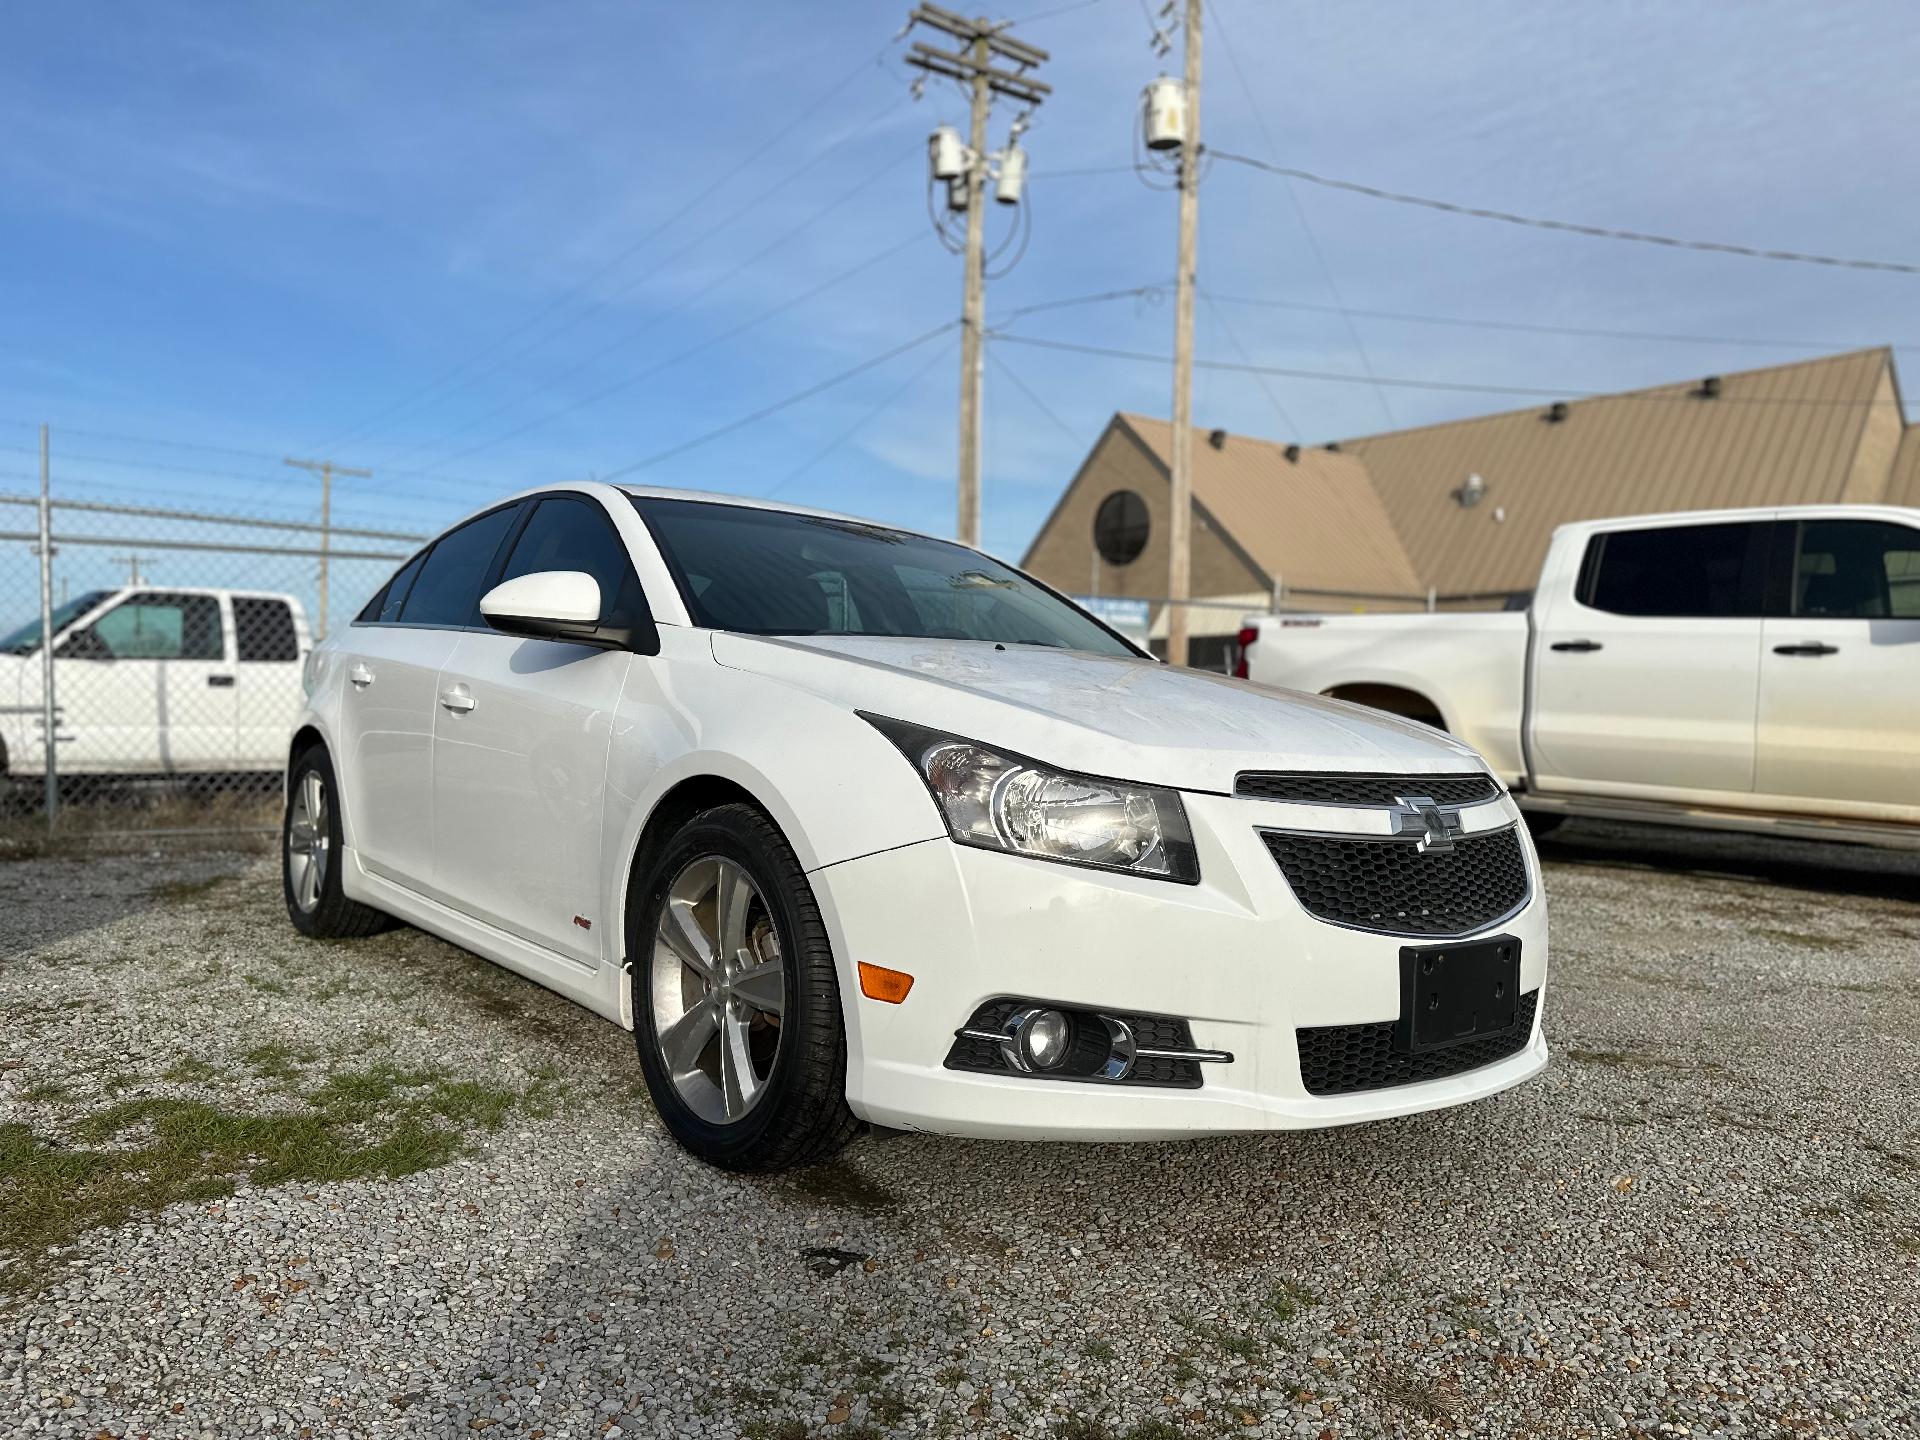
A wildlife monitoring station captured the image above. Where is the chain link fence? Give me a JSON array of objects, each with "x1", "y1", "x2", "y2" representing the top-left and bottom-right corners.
[{"x1": 1, "y1": 491, "x2": 423, "y2": 839}]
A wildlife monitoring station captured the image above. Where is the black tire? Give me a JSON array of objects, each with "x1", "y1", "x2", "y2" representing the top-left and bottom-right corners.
[
  {"x1": 629, "y1": 803, "x2": 858, "y2": 1173},
  {"x1": 282, "y1": 744, "x2": 395, "y2": 939}
]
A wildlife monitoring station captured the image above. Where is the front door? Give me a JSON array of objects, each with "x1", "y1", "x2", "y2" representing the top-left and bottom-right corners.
[
  {"x1": 1529, "y1": 519, "x2": 1771, "y2": 798},
  {"x1": 430, "y1": 494, "x2": 643, "y2": 967},
  {"x1": 1756, "y1": 516, "x2": 1920, "y2": 816},
  {"x1": 51, "y1": 590, "x2": 235, "y2": 774}
]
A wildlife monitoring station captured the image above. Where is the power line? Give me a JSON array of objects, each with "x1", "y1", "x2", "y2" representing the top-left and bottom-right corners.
[
  {"x1": 1209, "y1": 149, "x2": 1920, "y2": 276},
  {"x1": 307, "y1": 48, "x2": 901, "y2": 453},
  {"x1": 988, "y1": 331, "x2": 1909, "y2": 407},
  {"x1": 393, "y1": 143, "x2": 920, "y2": 471},
  {"x1": 1207, "y1": 0, "x2": 1394, "y2": 428},
  {"x1": 1201, "y1": 290, "x2": 1301, "y2": 441},
  {"x1": 990, "y1": 282, "x2": 1170, "y2": 326},
  {"x1": 763, "y1": 337, "x2": 956, "y2": 499},
  {"x1": 985, "y1": 343, "x2": 1078, "y2": 439},
  {"x1": 423, "y1": 230, "x2": 929, "y2": 469},
  {"x1": 1201, "y1": 291, "x2": 1920, "y2": 356},
  {"x1": 601, "y1": 320, "x2": 959, "y2": 482}
]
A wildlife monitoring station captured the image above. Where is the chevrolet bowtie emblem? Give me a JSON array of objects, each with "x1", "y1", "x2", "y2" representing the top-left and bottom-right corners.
[{"x1": 1392, "y1": 795, "x2": 1464, "y2": 854}]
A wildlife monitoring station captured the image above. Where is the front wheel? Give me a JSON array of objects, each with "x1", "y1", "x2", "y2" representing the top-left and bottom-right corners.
[
  {"x1": 283, "y1": 745, "x2": 394, "y2": 938},
  {"x1": 630, "y1": 803, "x2": 858, "y2": 1172}
]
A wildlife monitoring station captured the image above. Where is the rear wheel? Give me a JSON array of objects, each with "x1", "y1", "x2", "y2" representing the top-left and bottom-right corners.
[
  {"x1": 630, "y1": 804, "x2": 857, "y2": 1172},
  {"x1": 283, "y1": 745, "x2": 394, "y2": 938}
]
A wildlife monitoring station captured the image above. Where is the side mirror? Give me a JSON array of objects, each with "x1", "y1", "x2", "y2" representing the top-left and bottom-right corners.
[{"x1": 479, "y1": 571, "x2": 614, "y2": 647}]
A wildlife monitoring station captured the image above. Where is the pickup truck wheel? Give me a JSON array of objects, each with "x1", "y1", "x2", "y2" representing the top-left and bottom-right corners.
[
  {"x1": 629, "y1": 803, "x2": 858, "y2": 1173},
  {"x1": 283, "y1": 745, "x2": 395, "y2": 939}
]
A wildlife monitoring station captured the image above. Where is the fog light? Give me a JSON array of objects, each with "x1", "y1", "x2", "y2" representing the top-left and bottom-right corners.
[{"x1": 1002, "y1": 1007, "x2": 1072, "y2": 1073}]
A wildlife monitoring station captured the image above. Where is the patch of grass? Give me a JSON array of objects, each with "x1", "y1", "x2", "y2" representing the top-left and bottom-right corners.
[
  {"x1": 149, "y1": 875, "x2": 224, "y2": 904},
  {"x1": 242, "y1": 974, "x2": 291, "y2": 996},
  {"x1": 935, "y1": 1364, "x2": 969, "y2": 1386},
  {"x1": 1754, "y1": 926, "x2": 1851, "y2": 953},
  {"x1": 0, "y1": 1061, "x2": 540, "y2": 1294},
  {"x1": 243, "y1": 1043, "x2": 314, "y2": 1082},
  {"x1": 1083, "y1": 1338, "x2": 1117, "y2": 1363},
  {"x1": 1265, "y1": 1279, "x2": 1318, "y2": 1322},
  {"x1": 163, "y1": 1057, "x2": 222, "y2": 1084},
  {"x1": 1371, "y1": 1367, "x2": 1454, "y2": 1421},
  {"x1": 1121, "y1": 1423, "x2": 1189, "y2": 1440},
  {"x1": 16, "y1": 1079, "x2": 70, "y2": 1105}
]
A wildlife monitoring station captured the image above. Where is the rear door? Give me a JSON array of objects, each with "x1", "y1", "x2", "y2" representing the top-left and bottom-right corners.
[
  {"x1": 335, "y1": 503, "x2": 523, "y2": 889},
  {"x1": 53, "y1": 590, "x2": 234, "y2": 773},
  {"x1": 1529, "y1": 519, "x2": 1771, "y2": 797},
  {"x1": 232, "y1": 595, "x2": 303, "y2": 770},
  {"x1": 1755, "y1": 516, "x2": 1920, "y2": 815},
  {"x1": 430, "y1": 494, "x2": 641, "y2": 967}
]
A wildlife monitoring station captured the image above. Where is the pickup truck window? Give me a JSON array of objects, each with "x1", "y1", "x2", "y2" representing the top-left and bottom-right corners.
[
  {"x1": 235, "y1": 597, "x2": 299, "y2": 662},
  {"x1": 74, "y1": 592, "x2": 223, "y2": 661},
  {"x1": 0, "y1": 589, "x2": 111, "y2": 655},
  {"x1": 1793, "y1": 520, "x2": 1920, "y2": 619},
  {"x1": 1578, "y1": 521, "x2": 1768, "y2": 618}
]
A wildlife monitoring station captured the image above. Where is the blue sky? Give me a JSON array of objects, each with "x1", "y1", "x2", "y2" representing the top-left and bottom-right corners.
[{"x1": 5, "y1": 0, "x2": 1919, "y2": 573}]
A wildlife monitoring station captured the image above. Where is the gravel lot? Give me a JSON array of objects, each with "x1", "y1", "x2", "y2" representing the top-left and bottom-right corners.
[{"x1": 2, "y1": 821, "x2": 1916, "y2": 1440}]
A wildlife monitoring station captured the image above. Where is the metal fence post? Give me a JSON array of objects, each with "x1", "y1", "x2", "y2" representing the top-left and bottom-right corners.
[{"x1": 37, "y1": 425, "x2": 57, "y2": 827}]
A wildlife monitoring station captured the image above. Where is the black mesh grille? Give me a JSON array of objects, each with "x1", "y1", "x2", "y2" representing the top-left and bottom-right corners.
[
  {"x1": 944, "y1": 999, "x2": 1203, "y2": 1088},
  {"x1": 1260, "y1": 826, "x2": 1529, "y2": 937},
  {"x1": 1297, "y1": 990, "x2": 1538, "y2": 1096},
  {"x1": 1234, "y1": 771, "x2": 1499, "y2": 807}
]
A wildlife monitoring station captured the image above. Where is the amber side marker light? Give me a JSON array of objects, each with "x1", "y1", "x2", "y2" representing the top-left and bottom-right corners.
[{"x1": 857, "y1": 962, "x2": 915, "y2": 1003}]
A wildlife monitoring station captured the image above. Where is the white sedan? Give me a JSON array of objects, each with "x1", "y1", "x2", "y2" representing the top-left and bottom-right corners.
[{"x1": 283, "y1": 484, "x2": 1550, "y2": 1171}]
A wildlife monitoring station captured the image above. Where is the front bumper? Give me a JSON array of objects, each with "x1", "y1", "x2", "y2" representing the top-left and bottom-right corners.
[{"x1": 811, "y1": 788, "x2": 1550, "y2": 1141}]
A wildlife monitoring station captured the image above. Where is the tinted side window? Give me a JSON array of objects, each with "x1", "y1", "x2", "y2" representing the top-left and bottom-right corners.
[
  {"x1": 1793, "y1": 520, "x2": 1920, "y2": 619},
  {"x1": 398, "y1": 507, "x2": 521, "y2": 628},
  {"x1": 81, "y1": 593, "x2": 224, "y2": 660},
  {"x1": 234, "y1": 597, "x2": 298, "y2": 662},
  {"x1": 496, "y1": 497, "x2": 635, "y2": 625},
  {"x1": 372, "y1": 550, "x2": 429, "y2": 624},
  {"x1": 1579, "y1": 522, "x2": 1766, "y2": 618}
]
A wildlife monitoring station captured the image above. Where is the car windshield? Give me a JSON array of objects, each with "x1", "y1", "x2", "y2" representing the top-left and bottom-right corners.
[
  {"x1": 631, "y1": 497, "x2": 1140, "y2": 657},
  {"x1": 0, "y1": 590, "x2": 112, "y2": 656}
]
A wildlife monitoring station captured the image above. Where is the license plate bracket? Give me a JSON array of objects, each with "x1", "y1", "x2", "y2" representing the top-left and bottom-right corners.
[{"x1": 1396, "y1": 936, "x2": 1521, "y2": 1055}]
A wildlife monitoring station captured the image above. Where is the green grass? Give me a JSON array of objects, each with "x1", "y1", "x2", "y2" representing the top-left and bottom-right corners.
[
  {"x1": 1083, "y1": 1338, "x2": 1117, "y2": 1363},
  {"x1": 162, "y1": 1057, "x2": 222, "y2": 1084},
  {"x1": 1265, "y1": 1279, "x2": 1318, "y2": 1323},
  {"x1": 15, "y1": 1079, "x2": 70, "y2": 1105},
  {"x1": 0, "y1": 1062, "x2": 541, "y2": 1294}
]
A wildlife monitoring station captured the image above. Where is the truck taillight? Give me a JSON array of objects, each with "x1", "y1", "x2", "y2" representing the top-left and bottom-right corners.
[{"x1": 1231, "y1": 625, "x2": 1257, "y2": 679}]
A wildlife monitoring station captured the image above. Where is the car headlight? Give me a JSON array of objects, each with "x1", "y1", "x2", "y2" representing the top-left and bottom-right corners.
[{"x1": 863, "y1": 715, "x2": 1199, "y2": 884}]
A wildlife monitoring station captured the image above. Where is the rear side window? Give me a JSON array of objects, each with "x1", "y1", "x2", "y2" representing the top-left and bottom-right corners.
[
  {"x1": 1792, "y1": 520, "x2": 1920, "y2": 619},
  {"x1": 398, "y1": 506, "x2": 521, "y2": 628},
  {"x1": 495, "y1": 497, "x2": 637, "y2": 625},
  {"x1": 234, "y1": 597, "x2": 298, "y2": 662},
  {"x1": 367, "y1": 550, "x2": 429, "y2": 624},
  {"x1": 1578, "y1": 522, "x2": 1768, "y2": 618},
  {"x1": 76, "y1": 592, "x2": 224, "y2": 660}
]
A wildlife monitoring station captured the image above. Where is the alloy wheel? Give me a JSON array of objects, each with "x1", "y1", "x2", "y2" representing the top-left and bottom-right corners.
[
  {"x1": 650, "y1": 854, "x2": 786, "y2": 1124},
  {"x1": 286, "y1": 768, "x2": 329, "y2": 914}
]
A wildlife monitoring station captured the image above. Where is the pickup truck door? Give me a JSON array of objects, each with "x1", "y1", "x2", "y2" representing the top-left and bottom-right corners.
[
  {"x1": 1755, "y1": 516, "x2": 1920, "y2": 814},
  {"x1": 1529, "y1": 519, "x2": 1771, "y2": 796},
  {"x1": 50, "y1": 590, "x2": 235, "y2": 773},
  {"x1": 231, "y1": 595, "x2": 306, "y2": 771}
]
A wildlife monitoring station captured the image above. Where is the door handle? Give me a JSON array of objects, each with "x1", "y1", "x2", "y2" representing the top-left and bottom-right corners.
[
  {"x1": 1772, "y1": 642, "x2": 1839, "y2": 657},
  {"x1": 348, "y1": 663, "x2": 375, "y2": 688},
  {"x1": 207, "y1": 674, "x2": 235, "y2": 689},
  {"x1": 439, "y1": 685, "x2": 476, "y2": 713},
  {"x1": 1550, "y1": 639, "x2": 1603, "y2": 653}
]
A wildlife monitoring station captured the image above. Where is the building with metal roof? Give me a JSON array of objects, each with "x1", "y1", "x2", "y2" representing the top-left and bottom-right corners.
[{"x1": 1021, "y1": 347, "x2": 1914, "y2": 662}]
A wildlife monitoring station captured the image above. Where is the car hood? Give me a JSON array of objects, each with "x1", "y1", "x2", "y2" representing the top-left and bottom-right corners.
[{"x1": 709, "y1": 632, "x2": 1486, "y2": 792}]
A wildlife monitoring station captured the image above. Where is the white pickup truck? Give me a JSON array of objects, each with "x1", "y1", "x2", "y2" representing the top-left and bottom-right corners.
[
  {"x1": 1237, "y1": 504, "x2": 1920, "y2": 848},
  {"x1": 0, "y1": 586, "x2": 311, "y2": 788}
]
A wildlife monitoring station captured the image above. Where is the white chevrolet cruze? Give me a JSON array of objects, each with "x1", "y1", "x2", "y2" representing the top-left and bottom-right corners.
[{"x1": 283, "y1": 483, "x2": 1550, "y2": 1171}]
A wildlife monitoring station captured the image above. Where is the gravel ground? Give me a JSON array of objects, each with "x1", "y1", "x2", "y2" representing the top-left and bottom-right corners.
[{"x1": 1, "y1": 820, "x2": 1916, "y2": 1440}]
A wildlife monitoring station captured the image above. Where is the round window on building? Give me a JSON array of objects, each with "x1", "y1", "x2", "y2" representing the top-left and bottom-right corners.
[{"x1": 1093, "y1": 490, "x2": 1150, "y2": 567}]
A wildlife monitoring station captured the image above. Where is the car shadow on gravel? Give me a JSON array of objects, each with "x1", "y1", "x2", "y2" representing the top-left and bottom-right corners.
[
  {"x1": 1535, "y1": 818, "x2": 1920, "y2": 907},
  {"x1": 0, "y1": 848, "x2": 259, "y2": 958}
]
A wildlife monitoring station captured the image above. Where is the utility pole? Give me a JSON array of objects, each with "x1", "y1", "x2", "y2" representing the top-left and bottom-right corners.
[
  {"x1": 109, "y1": 553, "x2": 148, "y2": 587},
  {"x1": 905, "y1": 4, "x2": 1048, "y2": 548},
  {"x1": 284, "y1": 456, "x2": 371, "y2": 639},
  {"x1": 37, "y1": 425, "x2": 57, "y2": 824},
  {"x1": 1165, "y1": 0, "x2": 1202, "y2": 666}
]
